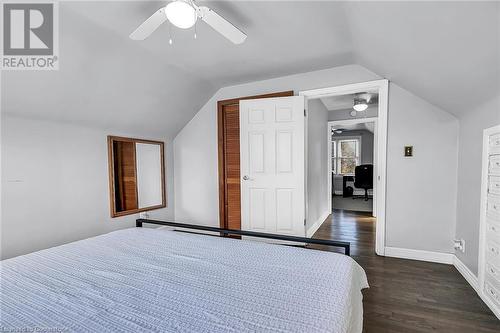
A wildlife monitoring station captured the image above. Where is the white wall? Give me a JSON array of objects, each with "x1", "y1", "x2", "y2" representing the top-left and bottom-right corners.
[
  {"x1": 1, "y1": 115, "x2": 175, "y2": 259},
  {"x1": 174, "y1": 64, "x2": 460, "y2": 255},
  {"x1": 306, "y1": 99, "x2": 329, "y2": 231},
  {"x1": 455, "y1": 95, "x2": 500, "y2": 275},
  {"x1": 385, "y1": 85, "x2": 459, "y2": 253}
]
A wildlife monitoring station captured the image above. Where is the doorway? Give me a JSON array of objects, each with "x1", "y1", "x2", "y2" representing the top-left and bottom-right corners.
[
  {"x1": 300, "y1": 79, "x2": 388, "y2": 255},
  {"x1": 217, "y1": 91, "x2": 293, "y2": 231},
  {"x1": 329, "y1": 118, "x2": 377, "y2": 216}
]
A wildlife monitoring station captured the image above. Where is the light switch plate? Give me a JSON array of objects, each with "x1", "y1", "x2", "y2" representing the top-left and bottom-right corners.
[{"x1": 404, "y1": 146, "x2": 413, "y2": 157}]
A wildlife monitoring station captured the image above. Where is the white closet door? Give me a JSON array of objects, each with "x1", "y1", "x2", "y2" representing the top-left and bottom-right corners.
[{"x1": 240, "y1": 96, "x2": 305, "y2": 236}]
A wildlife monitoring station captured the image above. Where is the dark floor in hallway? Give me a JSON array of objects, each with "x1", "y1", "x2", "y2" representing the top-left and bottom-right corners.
[{"x1": 308, "y1": 209, "x2": 500, "y2": 333}]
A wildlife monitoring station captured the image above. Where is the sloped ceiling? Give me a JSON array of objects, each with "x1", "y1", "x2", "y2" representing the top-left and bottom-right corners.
[
  {"x1": 344, "y1": 1, "x2": 500, "y2": 115},
  {"x1": 2, "y1": 1, "x2": 498, "y2": 138}
]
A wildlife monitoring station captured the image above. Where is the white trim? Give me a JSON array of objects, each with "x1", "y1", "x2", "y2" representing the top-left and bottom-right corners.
[
  {"x1": 304, "y1": 102, "x2": 309, "y2": 236},
  {"x1": 453, "y1": 255, "x2": 479, "y2": 294},
  {"x1": 384, "y1": 247, "x2": 454, "y2": 264},
  {"x1": 482, "y1": 291, "x2": 500, "y2": 319},
  {"x1": 300, "y1": 79, "x2": 388, "y2": 256},
  {"x1": 327, "y1": 124, "x2": 333, "y2": 212},
  {"x1": 306, "y1": 210, "x2": 330, "y2": 238}
]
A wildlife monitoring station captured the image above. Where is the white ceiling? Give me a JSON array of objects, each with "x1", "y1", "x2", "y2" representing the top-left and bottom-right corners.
[
  {"x1": 321, "y1": 92, "x2": 378, "y2": 111},
  {"x1": 345, "y1": 1, "x2": 499, "y2": 114},
  {"x1": 322, "y1": 94, "x2": 356, "y2": 111},
  {"x1": 2, "y1": 1, "x2": 498, "y2": 137}
]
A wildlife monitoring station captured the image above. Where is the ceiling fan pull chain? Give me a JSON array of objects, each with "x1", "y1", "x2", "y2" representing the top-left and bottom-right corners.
[{"x1": 168, "y1": 22, "x2": 173, "y2": 45}]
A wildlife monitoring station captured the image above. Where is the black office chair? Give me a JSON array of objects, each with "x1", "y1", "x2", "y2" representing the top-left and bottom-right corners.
[{"x1": 353, "y1": 164, "x2": 373, "y2": 201}]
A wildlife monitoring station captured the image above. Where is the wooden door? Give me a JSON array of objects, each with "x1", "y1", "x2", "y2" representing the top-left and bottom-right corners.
[
  {"x1": 218, "y1": 91, "x2": 294, "y2": 230},
  {"x1": 240, "y1": 96, "x2": 305, "y2": 235},
  {"x1": 112, "y1": 140, "x2": 138, "y2": 212}
]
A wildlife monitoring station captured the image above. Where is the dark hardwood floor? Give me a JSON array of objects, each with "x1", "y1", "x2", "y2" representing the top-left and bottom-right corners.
[{"x1": 308, "y1": 209, "x2": 500, "y2": 333}]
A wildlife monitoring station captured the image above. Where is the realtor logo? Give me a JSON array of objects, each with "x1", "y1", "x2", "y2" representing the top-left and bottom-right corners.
[{"x1": 1, "y1": 2, "x2": 59, "y2": 70}]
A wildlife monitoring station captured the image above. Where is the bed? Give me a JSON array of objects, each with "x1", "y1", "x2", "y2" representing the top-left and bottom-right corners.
[{"x1": 0, "y1": 223, "x2": 368, "y2": 333}]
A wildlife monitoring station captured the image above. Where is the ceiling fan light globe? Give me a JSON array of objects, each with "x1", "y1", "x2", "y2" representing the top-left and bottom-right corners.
[
  {"x1": 165, "y1": 1, "x2": 197, "y2": 29},
  {"x1": 353, "y1": 103, "x2": 368, "y2": 112}
]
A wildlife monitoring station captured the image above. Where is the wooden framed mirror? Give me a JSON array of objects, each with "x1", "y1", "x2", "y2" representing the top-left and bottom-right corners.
[{"x1": 107, "y1": 136, "x2": 166, "y2": 217}]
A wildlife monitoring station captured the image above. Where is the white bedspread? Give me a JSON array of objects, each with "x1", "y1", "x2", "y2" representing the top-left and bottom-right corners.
[{"x1": 0, "y1": 228, "x2": 368, "y2": 333}]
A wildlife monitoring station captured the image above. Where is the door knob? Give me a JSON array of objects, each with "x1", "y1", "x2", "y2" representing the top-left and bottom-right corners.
[{"x1": 243, "y1": 175, "x2": 250, "y2": 180}]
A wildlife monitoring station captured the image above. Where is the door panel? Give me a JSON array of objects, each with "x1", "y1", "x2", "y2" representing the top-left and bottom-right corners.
[
  {"x1": 276, "y1": 188, "x2": 293, "y2": 232},
  {"x1": 248, "y1": 132, "x2": 265, "y2": 173},
  {"x1": 249, "y1": 188, "x2": 267, "y2": 230},
  {"x1": 240, "y1": 96, "x2": 305, "y2": 236},
  {"x1": 276, "y1": 130, "x2": 293, "y2": 173}
]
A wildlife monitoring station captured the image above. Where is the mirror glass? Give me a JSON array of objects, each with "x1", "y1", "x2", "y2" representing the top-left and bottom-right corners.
[{"x1": 108, "y1": 136, "x2": 165, "y2": 217}]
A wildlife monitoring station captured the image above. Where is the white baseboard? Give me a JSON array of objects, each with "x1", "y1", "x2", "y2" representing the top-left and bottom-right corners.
[
  {"x1": 453, "y1": 255, "x2": 479, "y2": 293},
  {"x1": 384, "y1": 247, "x2": 454, "y2": 264},
  {"x1": 306, "y1": 211, "x2": 330, "y2": 238}
]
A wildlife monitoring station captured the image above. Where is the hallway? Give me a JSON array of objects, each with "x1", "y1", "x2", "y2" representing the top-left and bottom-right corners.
[{"x1": 308, "y1": 209, "x2": 500, "y2": 333}]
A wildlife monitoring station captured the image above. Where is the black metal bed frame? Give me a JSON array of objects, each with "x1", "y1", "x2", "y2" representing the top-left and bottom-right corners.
[{"x1": 136, "y1": 219, "x2": 350, "y2": 256}]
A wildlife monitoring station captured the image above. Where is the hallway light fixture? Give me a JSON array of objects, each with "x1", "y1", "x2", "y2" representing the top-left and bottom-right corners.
[{"x1": 353, "y1": 98, "x2": 368, "y2": 112}]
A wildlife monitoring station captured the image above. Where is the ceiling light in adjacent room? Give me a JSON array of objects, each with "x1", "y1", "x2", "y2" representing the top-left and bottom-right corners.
[
  {"x1": 165, "y1": 0, "x2": 197, "y2": 29},
  {"x1": 353, "y1": 98, "x2": 368, "y2": 112},
  {"x1": 332, "y1": 128, "x2": 344, "y2": 134}
]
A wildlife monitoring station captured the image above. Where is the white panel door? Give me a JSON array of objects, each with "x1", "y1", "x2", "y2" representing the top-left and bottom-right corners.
[{"x1": 240, "y1": 96, "x2": 305, "y2": 236}]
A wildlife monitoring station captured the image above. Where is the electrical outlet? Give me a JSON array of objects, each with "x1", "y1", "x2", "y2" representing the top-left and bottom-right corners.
[
  {"x1": 453, "y1": 239, "x2": 466, "y2": 253},
  {"x1": 139, "y1": 211, "x2": 150, "y2": 219}
]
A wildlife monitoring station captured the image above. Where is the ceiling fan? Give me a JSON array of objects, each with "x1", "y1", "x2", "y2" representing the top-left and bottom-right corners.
[{"x1": 129, "y1": 0, "x2": 247, "y2": 44}]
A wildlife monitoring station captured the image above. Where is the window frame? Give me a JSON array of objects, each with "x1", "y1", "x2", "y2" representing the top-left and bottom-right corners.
[{"x1": 331, "y1": 135, "x2": 362, "y2": 176}]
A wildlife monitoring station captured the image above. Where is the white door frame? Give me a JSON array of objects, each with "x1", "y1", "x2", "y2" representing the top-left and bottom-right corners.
[
  {"x1": 328, "y1": 119, "x2": 378, "y2": 217},
  {"x1": 300, "y1": 79, "x2": 389, "y2": 256}
]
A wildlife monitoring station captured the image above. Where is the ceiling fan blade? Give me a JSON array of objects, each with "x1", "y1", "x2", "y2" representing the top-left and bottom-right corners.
[
  {"x1": 130, "y1": 8, "x2": 167, "y2": 40},
  {"x1": 199, "y1": 6, "x2": 246, "y2": 44}
]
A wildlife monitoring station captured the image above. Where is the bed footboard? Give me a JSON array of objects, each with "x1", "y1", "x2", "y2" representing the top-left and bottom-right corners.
[{"x1": 136, "y1": 219, "x2": 350, "y2": 256}]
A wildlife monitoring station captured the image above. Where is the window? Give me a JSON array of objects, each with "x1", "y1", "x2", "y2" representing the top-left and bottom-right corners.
[{"x1": 331, "y1": 137, "x2": 361, "y2": 175}]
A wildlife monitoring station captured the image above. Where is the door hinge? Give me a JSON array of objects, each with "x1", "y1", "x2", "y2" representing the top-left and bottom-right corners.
[
  {"x1": 304, "y1": 109, "x2": 307, "y2": 117},
  {"x1": 304, "y1": 219, "x2": 306, "y2": 226}
]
